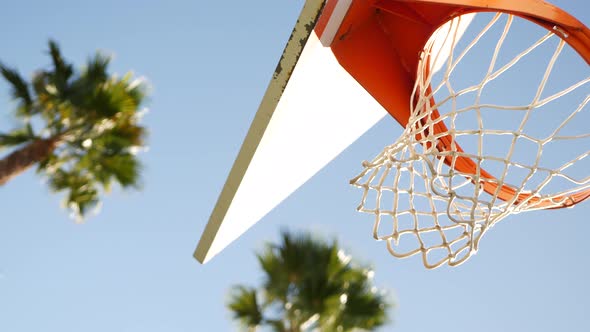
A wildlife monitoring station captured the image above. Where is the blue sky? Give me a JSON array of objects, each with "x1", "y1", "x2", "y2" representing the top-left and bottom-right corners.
[{"x1": 1, "y1": 1, "x2": 589, "y2": 331}]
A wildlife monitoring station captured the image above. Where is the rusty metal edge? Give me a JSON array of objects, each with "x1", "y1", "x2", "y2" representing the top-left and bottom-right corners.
[{"x1": 194, "y1": 0, "x2": 328, "y2": 264}]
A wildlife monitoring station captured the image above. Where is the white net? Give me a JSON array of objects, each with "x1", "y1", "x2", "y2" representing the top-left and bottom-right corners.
[{"x1": 350, "y1": 13, "x2": 590, "y2": 269}]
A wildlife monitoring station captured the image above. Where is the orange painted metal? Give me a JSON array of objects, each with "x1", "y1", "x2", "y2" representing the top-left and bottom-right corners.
[
  {"x1": 316, "y1": 0, "x2": 590, "y2": 210},
  {"x1": 314, "y1": 0, "x2": 336, "y2": 40}
]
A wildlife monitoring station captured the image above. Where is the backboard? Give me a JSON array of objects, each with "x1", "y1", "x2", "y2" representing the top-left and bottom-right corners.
[{"x1": 194, "y1": 0, "x2": 384, "y2": 263}]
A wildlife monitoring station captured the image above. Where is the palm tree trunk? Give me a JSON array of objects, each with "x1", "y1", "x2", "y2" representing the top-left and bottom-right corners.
[{"x1": 0, "y1": 137, "x2": 61, "y2": 185}]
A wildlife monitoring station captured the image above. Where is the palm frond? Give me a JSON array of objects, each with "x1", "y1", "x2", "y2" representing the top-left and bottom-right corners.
[
  {"x1": 228, "y1": 286, "x2": 264, "y2": 329},
  {"x1": 339, "y1": 287, "x2": 390, "y2": 330},
  {"x1": 265, "y1": 319, "x2": 287, "y2": 332},
  {"x1": 324, "y1": 270, "x2": 391, "y2": 331},
  {"x1": 0, "y1": 127, "x2": 35, "y2": 149},
  {"x1": 48, "y1": 40, "x2": 73, "y2": 91},
  {"x1": 49, "y1": 169, "x2": 100, "y2": 220},
  {"x1": 83, "y1": 53, "x2": 110, "y2": 84},
  {"x1": 98, "y1": 153, "x2": 141, "y2": 188},
  {"x1": 0, "y1": 63, "x2": 33, "y2": 115}
]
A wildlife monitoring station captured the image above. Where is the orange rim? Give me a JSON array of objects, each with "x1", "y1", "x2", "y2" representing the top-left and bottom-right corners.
[{"x1": 318, "y1": 0, "x2": 590, "y2": 209}]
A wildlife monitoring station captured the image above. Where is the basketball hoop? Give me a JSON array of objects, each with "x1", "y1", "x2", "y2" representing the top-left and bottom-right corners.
[
  {"x1": 195, "y1": 0, "x2": 589, "y2": 268},
  {"x1": 344, "y1": 0, "x2": 590, "y2": 268}
]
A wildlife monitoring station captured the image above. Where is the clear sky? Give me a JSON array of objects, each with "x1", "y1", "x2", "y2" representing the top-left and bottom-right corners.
[{"x1": 1, "y1": 1, "x2": 589, "y2": 331}]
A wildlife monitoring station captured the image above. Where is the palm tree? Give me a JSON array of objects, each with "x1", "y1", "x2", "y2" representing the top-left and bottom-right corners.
[
  {"x1": 228, "y1": 231, "x2": 393, "y2": 331},
  {"x1": 0, "y1": 40, "x2": 147, "y2": 220}
]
